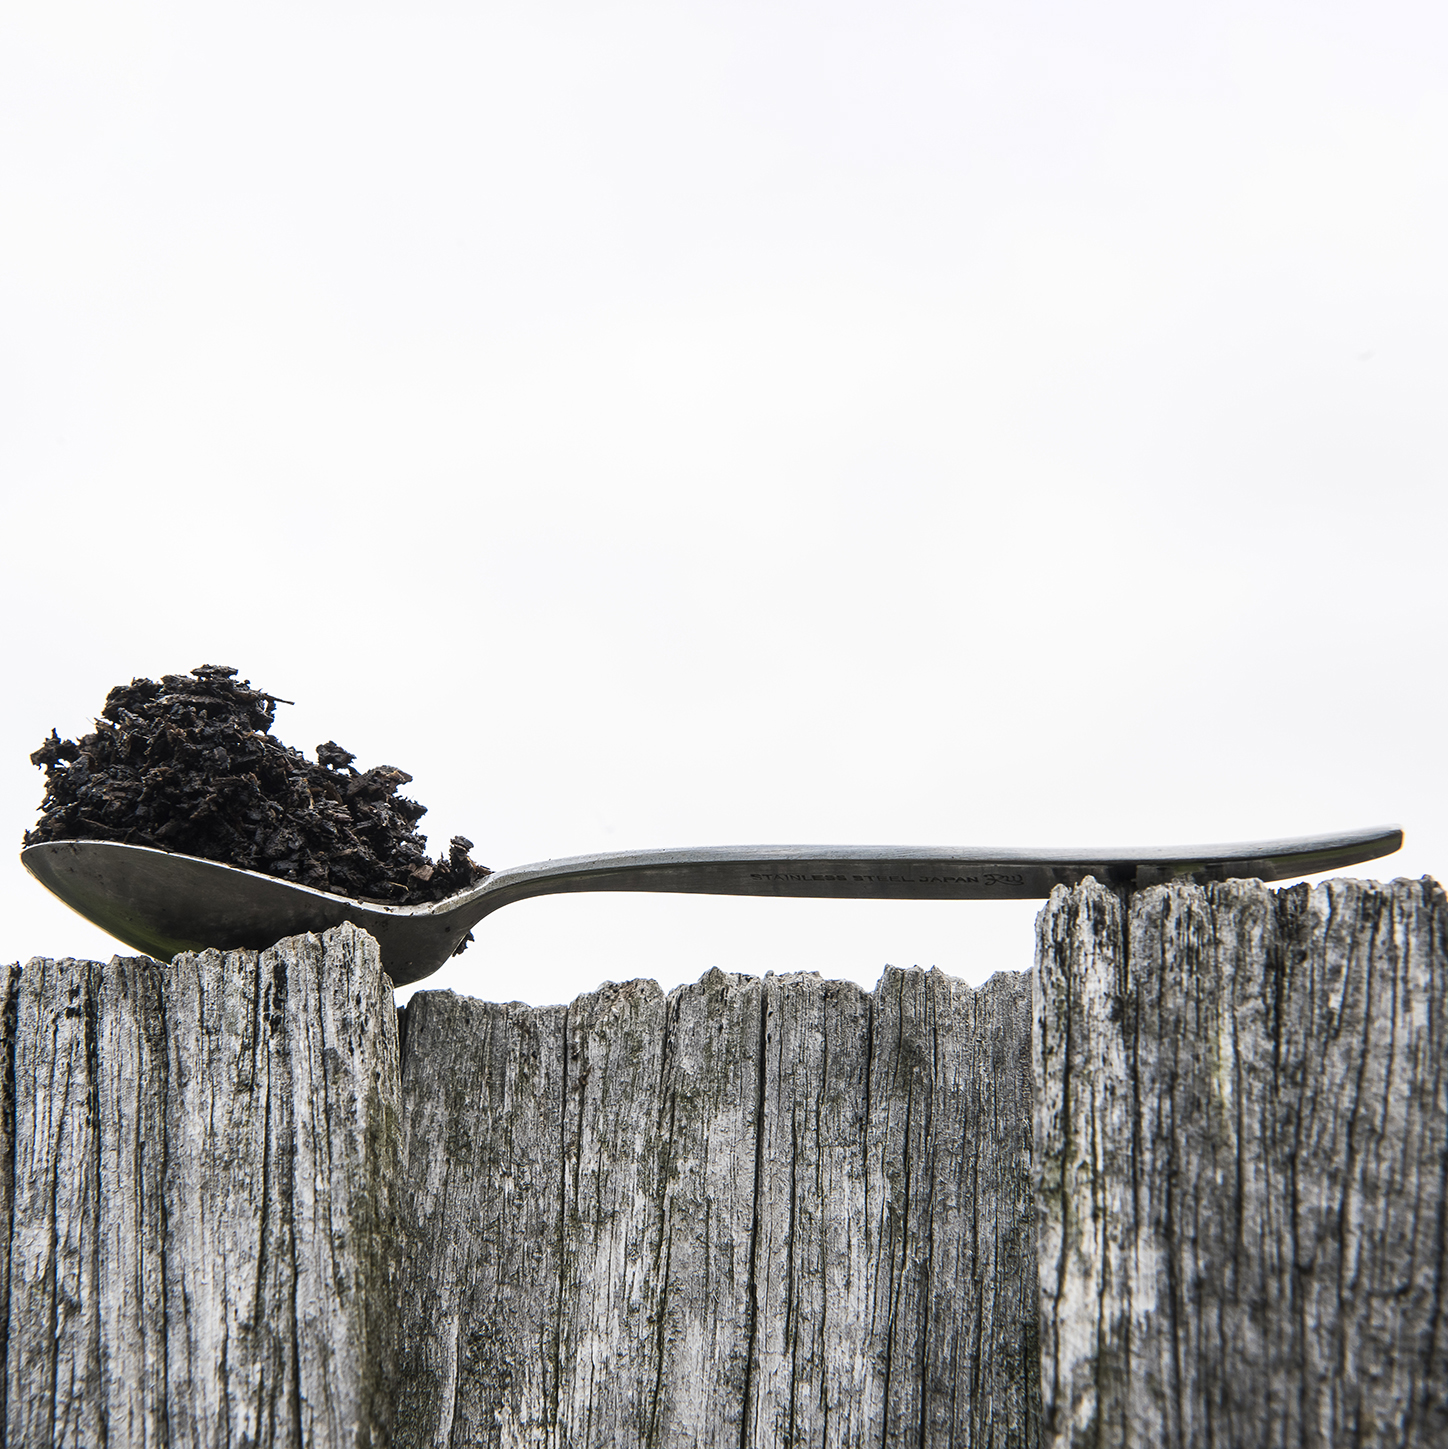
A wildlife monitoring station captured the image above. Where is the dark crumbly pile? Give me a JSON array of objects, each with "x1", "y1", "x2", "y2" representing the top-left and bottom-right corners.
[{"x1": 25, "y1": 665, "x2": 490, "y2": 907}]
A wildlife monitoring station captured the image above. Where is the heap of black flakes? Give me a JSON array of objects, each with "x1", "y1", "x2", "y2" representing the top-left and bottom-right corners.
[{"x1": 25, "y1": 665, "x2": 491, "y2": 908}]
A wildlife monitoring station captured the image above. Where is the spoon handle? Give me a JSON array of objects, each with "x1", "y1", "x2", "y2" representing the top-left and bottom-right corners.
[{"x1": 469, "y1": 826, "x2": 1404, "y2": 918}]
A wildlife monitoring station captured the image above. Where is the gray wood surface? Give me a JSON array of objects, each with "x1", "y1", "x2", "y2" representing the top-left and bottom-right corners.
[
  {"x1": 2, "y1": 924, "x2": 400, "y2": 1448},
  {"x1": 394, "y1": 964, "x2": 1040, "y2": 1448},
  {"x1": 1035, "y1": 876, "x2": 1448, "y2": 1449},
  {"x1": 4, "y1": 874, "x2": 1442, "y2": 1447}
]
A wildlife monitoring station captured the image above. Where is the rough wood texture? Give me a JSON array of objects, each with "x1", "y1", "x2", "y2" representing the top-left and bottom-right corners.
[
  {"x1": 1035, "y1": 876, "x2": 1448, "y2": 1448},
  {"x1": 2, "y1": 923, "x2": 400, "y2": 1448},
  {"x1": 9, "y1": 873, "x2": 1443, "y2": 1447},
  {"x1": 394, "y1": 964, "x2": 1041, "y2": 1448}
]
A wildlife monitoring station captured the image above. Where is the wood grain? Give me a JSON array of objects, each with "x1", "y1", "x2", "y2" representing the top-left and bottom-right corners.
[
  {"x1": 4, "y1": 873, "x2": 1441, "y2": 1447},
  {"x1": 3, "y1": 923, "x2": 399, "y2": 1449},
  {"x1": 1036, "y1": 876, "x2": 1448, "y2": 1449},
  {"x1": 394, "y1": 965, "x2": 1040, "y2": 1448}
]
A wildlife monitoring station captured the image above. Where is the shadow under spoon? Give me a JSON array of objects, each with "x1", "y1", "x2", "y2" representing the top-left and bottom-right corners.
[{"x1": 20, "y1": 825, "x2": 1403, "y2": 988}]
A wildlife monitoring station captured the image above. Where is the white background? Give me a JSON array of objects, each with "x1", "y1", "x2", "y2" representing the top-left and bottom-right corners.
[{"x1": 2, "y1": 0, "x2": 1443, "y2": 1006}]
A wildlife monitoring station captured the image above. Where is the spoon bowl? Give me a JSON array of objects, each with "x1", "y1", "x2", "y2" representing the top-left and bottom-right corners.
[{"x1": 21, "y1": 825, "x2": 1403, "y2": 987}]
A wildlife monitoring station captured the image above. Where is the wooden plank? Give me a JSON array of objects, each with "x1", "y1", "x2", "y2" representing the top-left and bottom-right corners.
[
  {"x1": 1035, "y1": 876, "x2": 1448, "y2": 1448},
  {"x1": 394, "y1": 988, "x2": 570, "y2": 1446},
  {"x1": 8, "y1": 955, "x2": 107, "y2": 1448},
  {"x1": 0, "y1": 960, "x2": 18, "y2": 1436},
  {"x1": 395, "y1": 965, "x2": 1039, "y2": 1447},
  {"x1": 3, "y1": 923, "x2": 399, "y2": 1448}
]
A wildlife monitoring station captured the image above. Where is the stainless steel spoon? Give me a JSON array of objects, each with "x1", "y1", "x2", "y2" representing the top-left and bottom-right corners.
[{"x1": 20, "y1": 825, "x2": 1402, "y2": 987}]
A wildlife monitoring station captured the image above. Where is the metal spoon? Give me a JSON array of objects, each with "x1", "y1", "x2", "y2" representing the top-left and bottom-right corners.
[{"x1": 20, "y1": 825, "x2": 1401, "y2": 987}]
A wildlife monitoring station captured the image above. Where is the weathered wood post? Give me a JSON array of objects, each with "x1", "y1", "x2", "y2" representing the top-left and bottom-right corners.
[
  {"x1": 2, "y1": 874, "x2": 1443, "y2": 1446},
  {"x1": 1035, "y1": 876, "x2": 1448, "y2": 1448},
  {"x1": 392, "y1": 965, "x2": 1039, "y2": 1446},
  {"x1": 2, "y1": 925, "x2": 402, "y2": 1448}
]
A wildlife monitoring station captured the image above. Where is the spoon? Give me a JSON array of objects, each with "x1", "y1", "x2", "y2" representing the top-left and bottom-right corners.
[{"x1": 20, "y1": 825, "x2": 1402, "y2": 987}]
